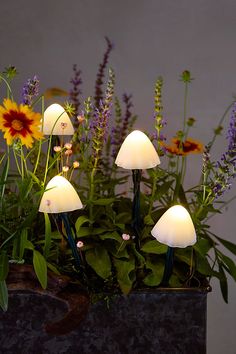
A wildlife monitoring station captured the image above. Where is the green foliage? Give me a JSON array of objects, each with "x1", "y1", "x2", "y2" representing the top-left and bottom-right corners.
[
  {"x1": 0, "y1": 281, "x2": 8, "y2": 312},
  {"x1": 0, "y1": 64, "x2": 236, "y2": 307}
]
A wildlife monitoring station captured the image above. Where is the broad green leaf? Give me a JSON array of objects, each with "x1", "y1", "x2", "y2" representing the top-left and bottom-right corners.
[
  {"x1": 0, "y1": 280, "x2": 8, "y2": 312},
  {"x1": 113, "y1": 257, "x2": 136, "y2": 294},
  {"x1": 85, "y1": 246, "x2": 111, "y2": 279},
  {"x1": 100, "y1": 231, "x2": 121, "y2": 243},
  {"x1": 115, "y1": 212, "x2": 131, "y2": 224},
  {"x1": 43, "y1": 213, "x2": 52, "y2": 259},
  {"x1": 141, "y1": 240, "x2": 167, "y2": 254},
  {"x1": 196, "y1": 254, "x2": 213, "y2": 275},
  {"x1": 0, "y1": 251, "x2": 9, "y2": 281},
  {"x1": 75, "y1": 227, "x2": 108, "y2": 237},
  {"x1": 143, "y1": 258, "x2": 164, "y2": 286},
  {"x1": 75, "y1": 216, "x2": 90, "y2": 232},
  {"x1": 143, "y1": 215, "x2": 155, "y2": 226},
  {"x1": 33, "y1": 250, "x2": 47, "y2": 289},
  {"x1": 93, "y1": 198, "x2": 115, "y2": 206},
  {"x1": 193, "y1": 238, "x2": 212, "y2": 258},
  {"x1": 109, "y1": 244, "x2": 129, "y2": 259}
]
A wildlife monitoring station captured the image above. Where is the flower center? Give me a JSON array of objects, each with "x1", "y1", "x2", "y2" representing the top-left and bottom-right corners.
[{"x1": 12, "y1": 119, "x2": 23, "y2": 131}]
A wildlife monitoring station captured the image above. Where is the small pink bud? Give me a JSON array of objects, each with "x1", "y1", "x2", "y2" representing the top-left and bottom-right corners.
[
  {"x1": 77, "y1": 241, "x2": 84, "y2": 248},
  {"x1": 122, "y1": 233, "x2": 130, "y2": 241}
]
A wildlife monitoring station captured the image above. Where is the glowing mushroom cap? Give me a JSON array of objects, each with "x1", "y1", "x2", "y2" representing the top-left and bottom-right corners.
[
  {"x1": 39, "y1": 175, "x2": 82, "y2": 213},
  {"x1": 115, "y1": 130, "x2": 160, "y2": 169},
  {"x1": 151, "y1": 205, "x2": 196, "y2": 248},
  {"x1": 42, "y1": 103, "x2": 74, "y2": 135}
]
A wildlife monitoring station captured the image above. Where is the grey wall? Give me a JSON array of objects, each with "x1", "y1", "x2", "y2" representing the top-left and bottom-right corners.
[{"x1": 0, "y1": 1, "x2": 236, "y2": 353}]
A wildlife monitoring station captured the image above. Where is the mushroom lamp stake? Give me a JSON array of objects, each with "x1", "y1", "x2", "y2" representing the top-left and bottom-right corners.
[
  {"x1": 115, "y1": 130, "x2": 160, "y2": 248},
  {"x1": 151, "y1": 205, "x2": 197, "y2": 285},
  {"x1": 39, "y1": 175, "x2": 83, "y2": 270}
]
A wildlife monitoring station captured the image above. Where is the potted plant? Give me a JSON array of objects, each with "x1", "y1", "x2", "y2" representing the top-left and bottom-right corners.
[{"x1": 0, "y1": 42, "x2": 236, "y2": 353}]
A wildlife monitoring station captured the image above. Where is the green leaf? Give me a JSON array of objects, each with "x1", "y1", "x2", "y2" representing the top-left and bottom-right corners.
[
  {"x1": 33, "y1": 250, "x2": 47, "y2": 289},
  {"x1": 219, "y1": 253, "x2": 236, "y2": 281},
  {"x1": 75, "y1": 216, "x2": 90, "y2": 232},
  {"x1": 75, "y1": 227, "x2": 108, "y2": 237},
  {"x1": 175, "y1": 248, "x2": 192, "y2": 265},
  {"x1": 25, "y1": 240, "x2": 34, "y2": 250},
  {"x1": 0, "y1": 158, "x2": 9, "y2": 200},
  {"x1": 143, "y1": 215, "x2": 155, "y2": 226},
  {"x1": 156, "y1": 180, "x2": 174, "y2": 199},
  {"x1": 100, "y1": 231, "x2": 122, "y2": 242},
  {"x1": 219, "y1": 265, "x2": 228, "y2": 303},
  {"x1": 19, "y1": 228, "x2": 28, "y2": 260},
  {"x1": 130, "y1": 244, "x2": 145, "y2": 266},
  {"x1": 43, "y1": 213, "x2": 52, "y2": 259},
  {"x1": 93, "y1": 198, "x2": 115, "y2": 206},
  {"x1": 47, "y1": 262, "x2": 61, "y2": 275},
  {"x1": 193, "y1": 238, "x2": 212, "y2": 258},
  {"x1": 141, "y1": 240, "x2": 167, "y2": 254},
  {"x1": 0, "y1": 251, "x2": 9, "y2": 281},
  {"x1": 196, "y1": 254, "x2": 213, "y2": 275},
  {"x1": 0, "y1": 280, "x2": 8, "y2": 312},
  {"x1": 215, "y1": 236, "x2": 236, "y2": 256},
  {"x1": 113, "y1": 257, "x2": 136, "y2": 294},
  {"x1": 85, "y1": 246, "x2": 111, "y2": 279},
  {"x1": 143, "y1": 258, "x2": 164, "y2": 286}
]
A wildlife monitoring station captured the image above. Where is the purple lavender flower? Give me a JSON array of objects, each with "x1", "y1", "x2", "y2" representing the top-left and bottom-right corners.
[
  {"x1": 91, "y1": 69, "x2": 115, "y2": 161},
  {"x1": 94, "y1": 37, "x2": 114, "y2": 108},
  {"x1": 227, "y1": 102, "x2": 236, "y2": 155},
  {"x1": 22, "y1": 75, "x2": 39, "y2": 106},
  {"x1": 69, "y1": 64, "x2": 82, "y2": 124},
  {"x1": 212, "y1": 102, "x2": 236, "y2": 197}
]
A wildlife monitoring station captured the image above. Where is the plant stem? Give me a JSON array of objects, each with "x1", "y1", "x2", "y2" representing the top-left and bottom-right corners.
[
  {"x1": 89, "y1": 157, "x2": 99, "y2": 222},
  {"x1": 183, "y1": 82, "x2": 188, "y2": 136},
  {"x1": 0, "y1": 75, "x2": 13, "y2": 100},
  {"x1": 208, "y1": 101, "x2": 235, "y2": 151},
  {"x1": 33, "y1": 96, "x2": 44, "y2": 175}
]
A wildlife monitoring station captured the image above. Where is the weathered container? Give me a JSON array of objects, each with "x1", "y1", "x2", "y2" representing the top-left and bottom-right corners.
[{"x1": 0, "y1": 286, "x2": 209, "y2": 354}]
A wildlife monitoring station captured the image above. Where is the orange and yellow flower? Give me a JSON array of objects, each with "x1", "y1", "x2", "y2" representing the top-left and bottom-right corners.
[
  {"x1": 0, "y1": 98, "x2": 43, "y2": 148},
  {"x1": 164, "y1": 137, "x2": 203, "y2": 156}
]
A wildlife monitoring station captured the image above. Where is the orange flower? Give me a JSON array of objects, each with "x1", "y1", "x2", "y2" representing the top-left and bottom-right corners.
[
  {"x1": 164, "y1": 137, "x2": 203, "y2": 156},
  {"x1": 0, "y1": 98, "x2": 43, "y2": 148}
]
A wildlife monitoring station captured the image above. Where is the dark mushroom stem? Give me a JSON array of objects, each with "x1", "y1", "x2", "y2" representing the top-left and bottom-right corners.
[
  {"x1": 132, "y1": 169, "x2": 142, "y2": 249},
  {"x1": 59, "y1": 212, "x2": 82, "y2": 270},
  {"x1": 162, "y1": 246, "x2": 174, "y2": 286}
]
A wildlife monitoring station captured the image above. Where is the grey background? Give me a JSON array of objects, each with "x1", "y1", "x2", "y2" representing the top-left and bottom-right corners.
[{"x1": 0, "y1": 0, "x2": 236, "y2": 353}]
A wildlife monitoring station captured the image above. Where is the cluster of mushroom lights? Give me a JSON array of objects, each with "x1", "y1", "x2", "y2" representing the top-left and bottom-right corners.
[{"x1": 39, "y1": 104, "x2": 197, "y2": 284}]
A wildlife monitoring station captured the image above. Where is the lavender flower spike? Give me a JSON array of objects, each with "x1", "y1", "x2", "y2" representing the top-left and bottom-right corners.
[
  {"x1": 227, "y1": 101, "x2": 236, "y2": 155},
  {"x1": 22, "y1": 75, "x2": 39, "y2": 106}
]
